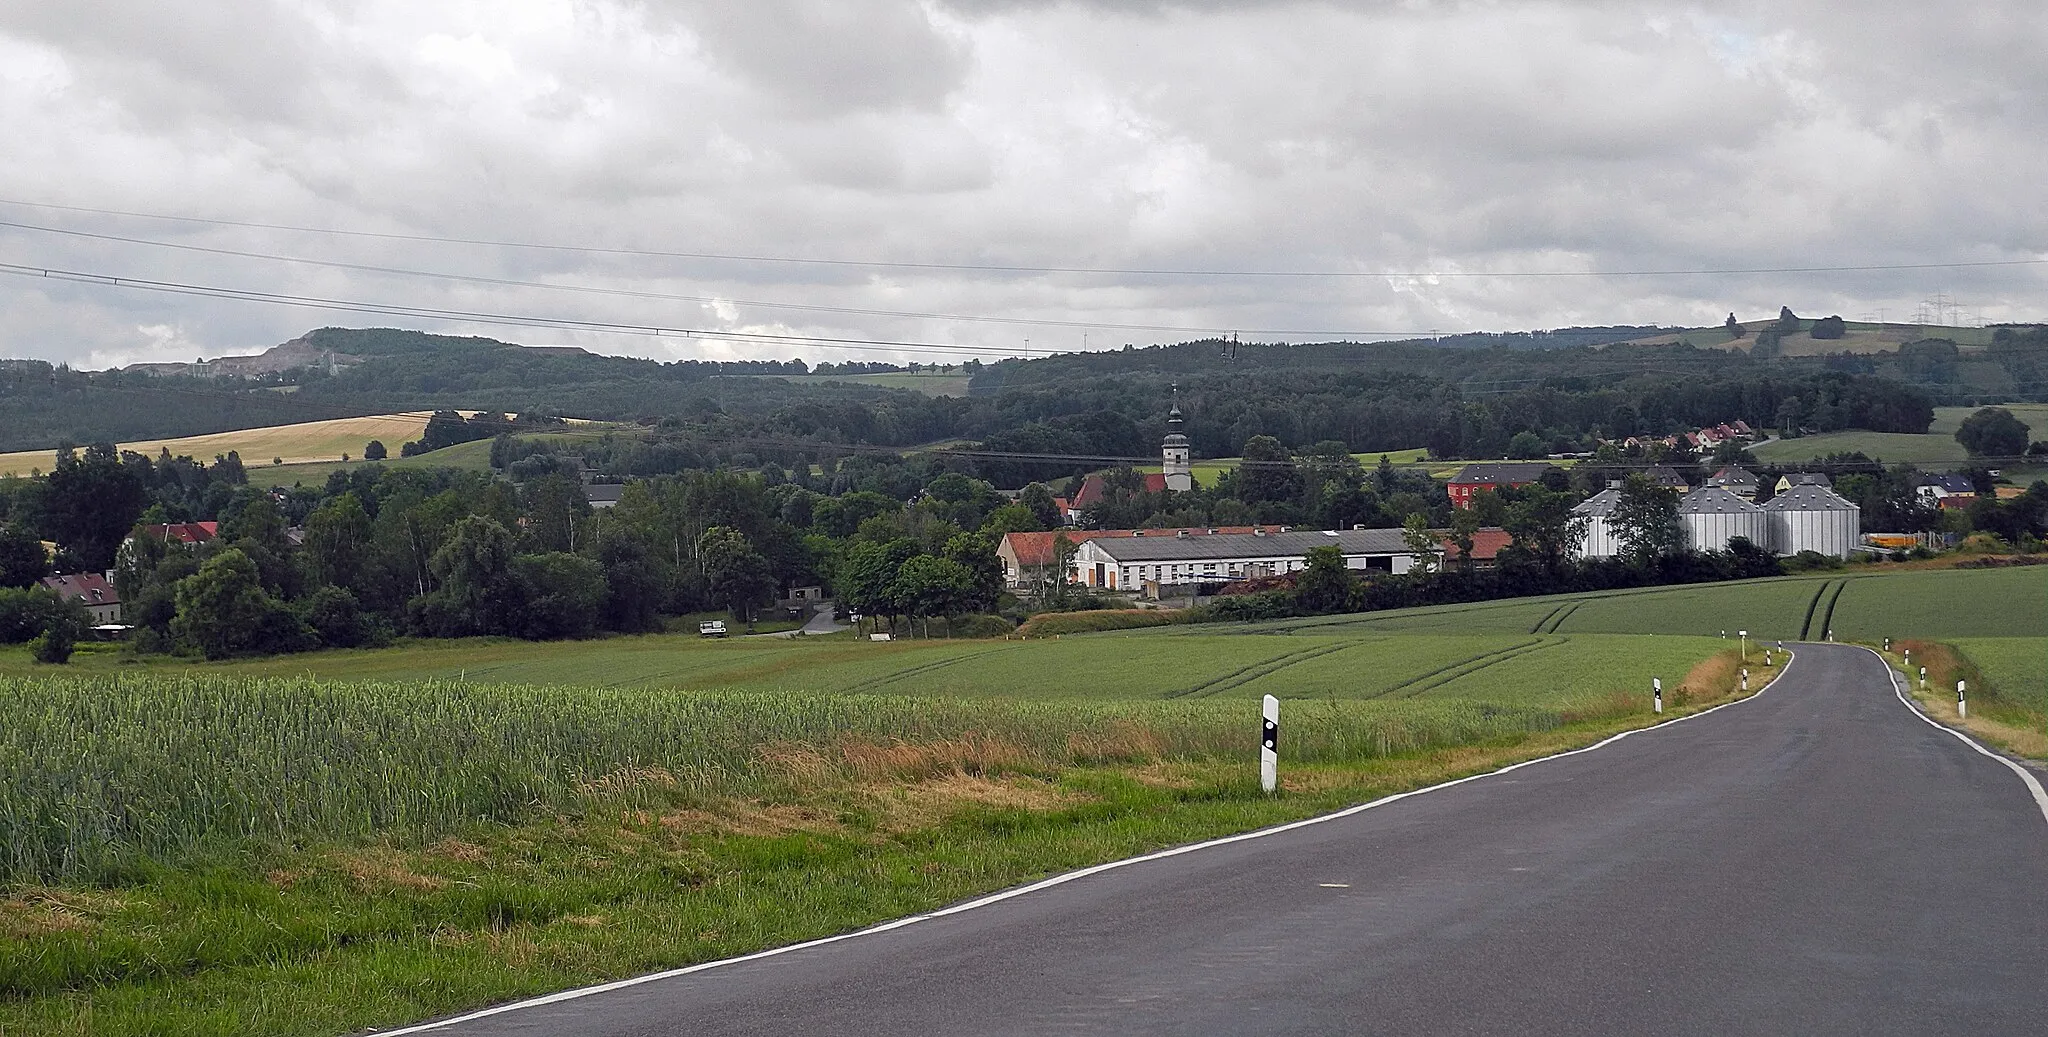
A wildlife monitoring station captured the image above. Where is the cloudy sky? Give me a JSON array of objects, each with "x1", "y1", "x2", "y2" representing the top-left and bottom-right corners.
[{"x1": 0, "y1": 0, "x2": 2042, "y2": 369}]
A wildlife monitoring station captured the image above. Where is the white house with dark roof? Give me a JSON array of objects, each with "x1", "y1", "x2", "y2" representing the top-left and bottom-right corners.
[
  {"x1": 1072, "y1": 527, "x2": 1419, "y2": 590},
  {"x1": 1706, "y1": 465, "x2": 1761, "y2": 500},
  {"x1": 40, "y1": 572, "x2": 122, "y2": 624}
]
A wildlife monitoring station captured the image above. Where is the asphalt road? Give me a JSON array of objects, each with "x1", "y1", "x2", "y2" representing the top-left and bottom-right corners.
[{"x1": 395, "y1": 644, "x2": 2048, "y2": 1036}]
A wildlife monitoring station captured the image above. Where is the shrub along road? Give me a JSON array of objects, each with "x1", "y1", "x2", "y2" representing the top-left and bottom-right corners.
[{"x1": 399, "y1": 644, "x2": 2048, "y2": 1036}]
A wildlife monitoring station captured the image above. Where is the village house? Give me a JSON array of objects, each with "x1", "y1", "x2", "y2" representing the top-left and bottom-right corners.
[
  {"x1": 1914, "y1": 473, "x2": 1977, "y2": 507},
  {"x1": 1775, "y1": 472, "x2": 1832, "y2": 495},
  {"x1": 1706, "y1": 465, "x2": 1762, "y2": 501},
  {"x1": 40, "y1": 572, "x2": 122, "y2": 624},
  {"x1": 1446, "y1": 463, "x2": 1559, "y2": 509},
  {"x1": 135, "y1": 521, "x2": 218, "y2": 546}
]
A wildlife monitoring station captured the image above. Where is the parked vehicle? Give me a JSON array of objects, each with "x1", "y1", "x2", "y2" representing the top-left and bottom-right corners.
[{"x1": 698, "y1": 620, "x2": 728, "y2": 638}]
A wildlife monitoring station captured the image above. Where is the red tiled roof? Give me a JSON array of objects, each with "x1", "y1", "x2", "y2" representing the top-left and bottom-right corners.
[
  {"x1": 1069, "y1": 473, "x2": 1170, "y2": 510},
  {"x1": 41, "y1": 572, "x2": 118, "y2": 605},
  {"x1": 1001, "y1": 526, "x2": 1261, "y2": 568},
  {"x1": 138, "y1": 521, "x2": 218, "y2": 545},
  {"x1": 1438, "y1": 527, "x2": 1512, "y2": 562}
]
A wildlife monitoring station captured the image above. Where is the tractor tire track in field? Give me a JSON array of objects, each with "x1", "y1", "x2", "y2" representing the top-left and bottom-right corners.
[
  {"x1": 1393, "y1": 637, "x2": 1567, "y2": 698},
  {"x1": 1187, "y1": 641, "x2": 1360, "y2": 699},
  {"x1": 839, "y1": 644, "x2": 1031, "y2": 694},
  {"x1": 1528, "y1": 604, "x2": 1567, "y2": 635},
  {"x1": 1532, "y1": 602, "x2": 1582, "y2": 635},
  {"x1": 1802, "y1": 577, "x2": 1851, "y2": 643},
  {"x1": 1165, "y1": 641, "x2": 1358, "y2": 699},
  {"x1": 1814, "y1": 580, "x2": 1849, "y2": 641},
  {"x1": 1363, "y1": 637, "x2": 1551, "y2": 700}
]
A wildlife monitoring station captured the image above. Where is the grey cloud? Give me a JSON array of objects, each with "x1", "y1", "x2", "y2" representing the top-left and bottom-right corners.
[
  {"x1": 0, "y1": 0, "x2": 2043, "y2": 369},
  {"x1": 652, "y1": 0, "x2": 972, "y2": 118}
]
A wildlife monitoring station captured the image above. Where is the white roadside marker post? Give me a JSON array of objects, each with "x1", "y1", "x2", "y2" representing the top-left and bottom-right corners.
[
  {"x1": 1653, "y1": 678, "x2": 1663, "y2": 714},
  {"x1": 1261, "y1": 694, "x2": 1279, "y2": 794},
  {"x1": 1920, "y1": 666, "x2": 1927, "y2": 690},
  {"x1": 1958, "y1": 680, "x2": 1967, "y2": 720},
  {"x1": 1739, "y1": 630, "x2": 1748, "y2": 662},
  {"x1": 1742, "y1": 668, "x2": 1749, "y2": 692},
  {"x1": 1883, "y1": 637, "x2": 1891, "y2": 652}
]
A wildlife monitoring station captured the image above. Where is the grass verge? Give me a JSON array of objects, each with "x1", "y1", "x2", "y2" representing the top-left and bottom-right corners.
[
  {"x1": 1875, "y1": 641, "x2": 2048, "y2": 761},
  {"x1": 0, "y1": 650, "x2": 1775, "y2": 1036}
]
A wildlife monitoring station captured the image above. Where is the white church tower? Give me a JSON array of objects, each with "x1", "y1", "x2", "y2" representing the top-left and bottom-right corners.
[{"x1": 1162, "y1": 388, "x2": 1193, "y2": 492}]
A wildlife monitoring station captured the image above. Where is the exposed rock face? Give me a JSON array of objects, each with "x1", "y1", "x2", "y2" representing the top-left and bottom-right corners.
[{"x1": 124, "y1": 336, "x2": 364, "y2": 378}]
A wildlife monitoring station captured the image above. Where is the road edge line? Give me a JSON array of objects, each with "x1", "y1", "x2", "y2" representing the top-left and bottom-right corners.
[
  {"x1": 367, "y1": 650, "x2": 1798, "y2": 1035},
  {"x1": 1857, "y1": 645, "x2": 2048, "y2": 825}
]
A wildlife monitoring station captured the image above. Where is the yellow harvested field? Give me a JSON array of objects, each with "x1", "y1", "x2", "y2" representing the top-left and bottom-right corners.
[{"x1": 0, "y1": 413, "x2": 440, "y2": 477}]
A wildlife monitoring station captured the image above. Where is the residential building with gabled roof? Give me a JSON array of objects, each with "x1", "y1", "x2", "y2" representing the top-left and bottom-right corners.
[
  {"x1": 1446, "y1": 462, "x2": 1559, "y2": 509},
  {"x1": 41, "y1": 572, "x2": 122, "y2": 624}
]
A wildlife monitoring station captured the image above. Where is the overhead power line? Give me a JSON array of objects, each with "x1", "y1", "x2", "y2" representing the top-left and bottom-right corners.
[
  {"x1": 0, "y1": 219, "x2": 1416, "y2": 339},
  {"x1": 0, "y1": 260, "x2": 1071, "y2": 360},
  {"x1": 5, "y1": 197, "x2": 2045, "y2": 280}
]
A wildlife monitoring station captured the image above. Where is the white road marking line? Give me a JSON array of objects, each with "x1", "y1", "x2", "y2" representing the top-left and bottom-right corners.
[
  {"x1": 369, "y1": 653, "x2": 1799, "y2": 1035},
  {"x1": 1859, "y1": 646, "x2": 2048, "y2": 825},
  {"x1": 1318, "y1": 883, "x2": 1351, "y2": 888}
]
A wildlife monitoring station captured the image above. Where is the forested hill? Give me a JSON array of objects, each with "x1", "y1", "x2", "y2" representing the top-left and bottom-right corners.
[{"x1": 4, "y1": 322, "x2": 2036, "y2": 463}]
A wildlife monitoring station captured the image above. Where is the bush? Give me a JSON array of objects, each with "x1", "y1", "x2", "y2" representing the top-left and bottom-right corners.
[
  {"x1": 301, "y1": 586, "x2": 375, "y2": 649},
  {"x1": 943, "y1": 614, "x2": 1016, "y2": 638},
  {"x1": 1810, "y1": 315, "x2": 1847, "y2": 340},
  {"x1": 1016, "y1": 609, "x2": 1186, "y2": 637},
  {"x1": 28, "y1": 628, "x2": 74, "y2": 664},
  {"x1": 1781, "y1": 550, "x2": 1845, "y2": 572}
]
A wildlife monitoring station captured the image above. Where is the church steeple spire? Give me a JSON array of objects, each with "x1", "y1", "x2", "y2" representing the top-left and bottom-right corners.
[{"x1": 1162, "y1": 385, "x2": 1192, "y2": 492}]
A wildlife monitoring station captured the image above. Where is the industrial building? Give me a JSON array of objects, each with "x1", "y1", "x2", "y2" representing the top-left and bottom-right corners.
[
  {"x1": 1072, "y1": 527, "x2": 1419, "y2": 590},
  {"x1": 1764, "y1": 483, "x2": 1861, "y2": 558},
  {"x1": 1678, "y1": 487, "x2": 1772, "y2": 553},
  {"x1": 1570, "y1": 484, "x2": 1626, "y2": 559}
]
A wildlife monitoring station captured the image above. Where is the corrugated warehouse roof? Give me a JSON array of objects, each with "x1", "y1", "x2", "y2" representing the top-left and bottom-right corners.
[
  {"x1": 1572, "y1": 488, "x2": 1623, "y2": 517},
  {"x1": 1090, "y1": 527, "x2": 1412, "y2": 562},
  {"x1": 1763, "y1": 485, "x2": 1859, "y2": 512},
  {"x1": 1679, "y1": 487, "x2": 1764, "y2": 514}
]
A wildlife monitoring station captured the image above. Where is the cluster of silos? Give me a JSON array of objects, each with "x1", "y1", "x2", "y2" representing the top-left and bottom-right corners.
[
  {"x1": 1678, "y1": 487, "x2": 1772, "y2": 552},
  {"x1": 1764, "y1": 483, "x2": 1860, "y2": 558},
  {"x1": 1570, "y1": 484, "x2": 1625, "y2": 558}
]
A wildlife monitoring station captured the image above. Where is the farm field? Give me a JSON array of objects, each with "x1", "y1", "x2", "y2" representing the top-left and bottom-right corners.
[
  {"x1": 1139, "y1": 447, "x2": 1433, "y2": 487},
  {"x1": 242, "y1": 435, "x2": 498, "y2": 487},
  {"x1": 1930, "y1": 403, "x2": 2048, "y2": 436},
  {"x1": 15, "y1": 561, "x2": 2046, "y2": 1035},
  {"x1": 0, "y1": 411, "x2": 440, "y2": 477},
  {"x1": 772, "y1": 372, "x2": 974, "y2": 396},
  {"x1": 7, "y1": 628, "x2": 1719, "y2": 710},
  {"x1": 1751, "y1": 430, "x2": 1968, "y2": 467},
  {"x1": 1949, "y1": 637, "x2": 2048, "y2": 714}
]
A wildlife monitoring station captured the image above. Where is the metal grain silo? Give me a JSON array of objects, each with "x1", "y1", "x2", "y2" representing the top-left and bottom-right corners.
[
  {"x1": 1679, "y1": 487, "x2": 1771, "y2": 553},
  {"x1": 1764, "y1": 484, "x2": 1860, "y2": 558},
  {"x1": 1571, "y1": 486, "x2": 1624, "y2": 559}
]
